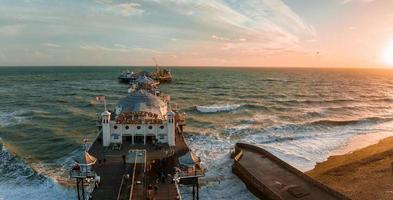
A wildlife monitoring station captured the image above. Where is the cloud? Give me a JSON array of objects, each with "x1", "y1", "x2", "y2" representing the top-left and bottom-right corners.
[
  {"x1": 0, "y1": 0, "x2": 317, "y2": 66},
  {"x1": 95, "y1": 0, "x2": 113, "y2": 4},
  {"x1": 341, "y1": 0, "x2": 376, "y2": 4},
  {"x1": 79, "y1": 43, "x2": 160, "y2": 54},
  {"x1": 0, "y1": 25, "x2": 21, "y2": 37},
  {"x1": 43, "y1": 43, "x2": 61, "y2": 48},
  {"x1": 108, "y1": 3, "x2": 144, "y2": 16},
  {"x1": 211, "y1": 35, "x2": 228, "y2": 41},
  {"x1": 95, "y1": 1, "x2": 144, "y2": 16},
  {"x1": 150, "y1": 0, "x2": 316, "y2": 55}
]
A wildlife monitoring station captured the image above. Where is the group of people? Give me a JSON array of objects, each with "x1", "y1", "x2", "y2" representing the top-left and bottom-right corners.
[{"x1": 115, "y1": 111, "x2": 162, "y2": 124}]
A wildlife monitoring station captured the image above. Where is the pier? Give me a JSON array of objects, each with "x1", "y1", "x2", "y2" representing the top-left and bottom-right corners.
[{"x1": 70, "y1": 126, "x2": 203, "y2": 200}]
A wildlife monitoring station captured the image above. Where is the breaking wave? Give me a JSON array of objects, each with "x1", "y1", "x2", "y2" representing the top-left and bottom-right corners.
[
  {"x1": 185, "y1": 134, "x2": 258, "y2": 200},
  {"x1": 31, "y1": 148, "x2": 83, "y2": 187},
  {"x1": 0, "y1": 140, "x2": 75, "y2": 200},
  {"x1": 196, "y1": 104, "x2": 243, "y2": 113},
  {"x1": 307, "y1": 116, "x2": 393, "y2": 127}
]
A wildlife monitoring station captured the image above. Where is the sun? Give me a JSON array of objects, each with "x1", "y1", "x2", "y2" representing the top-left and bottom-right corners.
[{"x1": 382, "y1": 38, "x2": 393, "y2": 66}]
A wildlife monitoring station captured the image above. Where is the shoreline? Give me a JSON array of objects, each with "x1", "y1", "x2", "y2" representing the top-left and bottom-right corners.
[
  {"x1": 307, "y1": 135, "x2": 393, "y2": 199},
  {"x1": 330, "y1": 132, "x2": 393, "y2": 156}
]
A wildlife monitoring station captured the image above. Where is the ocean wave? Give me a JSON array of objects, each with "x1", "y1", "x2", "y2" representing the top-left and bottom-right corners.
[
  {"x1": 368, "y1": 97, "x2": 393, "y2": 103},
  {"x1": 196, "y1": 104, "x2": 243, "y2": 113},
  {"x1": 0, "y1": 143, "x2": 40, "y2": 183},
  {"x1": 276, "y1": 98, "x2": 356, "y2": 105},
  {"x1": 31, "y1": 148, "x2": 83, "y2": 186},
  {"x1": 0, "y1": 110, "x2": 31, "y2": 127},
  {"x1": 222, "y1": 124, "x2": 254, "y2": 139},
  {"x1": 185, "y1": 135, "x2": 258, "y2": 200},
  {"x1": 261, "y1": 77, "x2": 289, "y2": 82},
  {"x1": 308, "y1": 116, "x2": 393, "y2": 127},
  {"x1": 0, "y1": 140, "x2": 75, "y2": 200}
]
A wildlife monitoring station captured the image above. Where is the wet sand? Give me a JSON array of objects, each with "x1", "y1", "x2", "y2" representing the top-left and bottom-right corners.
[{"x1": 307, "y1": 137, "x2": 393, "y2": 200}]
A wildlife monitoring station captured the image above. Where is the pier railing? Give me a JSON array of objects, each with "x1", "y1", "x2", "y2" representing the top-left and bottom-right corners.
[
  {"x1": 176, "y1": 168, "x2": 204, "y2": 178},
  {"x1": 70, "y1": 164, "x2": 96, "y2": 178},
  {"x1": 116, "y1": 175, "x2": 126, "y2": 200},
  {"x1": 174, "y1": 181, "x2": 183, "y2": 200}
]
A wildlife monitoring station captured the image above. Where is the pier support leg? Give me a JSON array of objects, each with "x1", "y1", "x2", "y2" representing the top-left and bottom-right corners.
[
  {"x1": 197, "y1": 181, "x2": 199, "y2": 200},
  {"x1": 81, "y1": 179, "x2": 85, "y2": 200},
  {"x1": 76, "y1": 179, "x2": 81, "y2": 200},
  {"x1": 192, "y1": 184, "x2": 195, "y2": 200}
]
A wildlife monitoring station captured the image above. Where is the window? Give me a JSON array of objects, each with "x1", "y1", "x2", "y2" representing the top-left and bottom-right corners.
[
  {"x1": 137, "y1": 126, "x2": 141, "y2": 130},
  {"x1": 160, "y1": 125, "x2": 164, "y2": 129},
  {"x1": 159, "y1": 134, "x2": 166, "y2": 140},
  {"x1": 125, "y1": 126, "x2": 129, "y2": 130},
  {"x1": 112, "y1": 134, "x2": 119, "y2": 140},
  {"x1": 148, "y1": 125, "x2": 153, "y2": 129},
  {"x1": 114, "y1": 125, "x2": 118, "y2": 129}
]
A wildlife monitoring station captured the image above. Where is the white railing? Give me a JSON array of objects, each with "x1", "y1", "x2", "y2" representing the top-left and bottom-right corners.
[
  {"x1": 176, "y1": 167, "x2": 204, "y2": 178},
  {"x1": 129, "y1": 155, "x2": 137, "y2": 200},
  {"x1": 70, "y1": 164, "x2": 95, "y2": 178},
  {"x1": 174, "y1": 181, "x2": 183, "y2": 200},
  {"x1": 116, "y1": 175, "x2": 126, "y2": 200},
  {"x1": 86, "y1": 129, "x2": 102, "y2": 152}
]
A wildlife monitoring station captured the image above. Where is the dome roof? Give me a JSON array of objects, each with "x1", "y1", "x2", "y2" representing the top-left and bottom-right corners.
[
  {"x1": 115, "y1": 90, "x2": 167, "y2": 118},
  {"x1": 136, "y1": 75, "x2": 156, "y2": 85}
]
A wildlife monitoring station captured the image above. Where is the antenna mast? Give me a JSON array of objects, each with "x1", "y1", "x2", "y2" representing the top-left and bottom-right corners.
[{"x1": 152, "y1": 57, "x2": 159, "y2": 73}]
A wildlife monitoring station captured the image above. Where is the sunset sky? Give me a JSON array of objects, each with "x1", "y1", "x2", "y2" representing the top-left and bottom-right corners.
[{"x1": 0, "y1": 0, "x2": 393, "y2": 67}]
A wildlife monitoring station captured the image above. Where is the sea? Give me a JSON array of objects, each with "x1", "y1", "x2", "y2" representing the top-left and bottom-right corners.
[{"x1": 2, "y1": 67, "x2": 393, "y2": 200}]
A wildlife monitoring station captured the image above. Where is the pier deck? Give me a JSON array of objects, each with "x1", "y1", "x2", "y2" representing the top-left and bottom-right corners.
[
  {"x1": 232, "y1": 143, "x2": 349, "y2": 200},
  {"x1": 87, "y1": 130, "x2": 191, "y2": 200}
]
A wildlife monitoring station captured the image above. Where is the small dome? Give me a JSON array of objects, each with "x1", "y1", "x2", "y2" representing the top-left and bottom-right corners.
[
  {"x1": 101, "y1": 111, "x2": 111, "y2": 116},
  {"x1": 116, "y1": 90, "x2": 167, "y2": 118},
  {"x1": 136, "y1": 75, "x2": 155, "y2": 84}
]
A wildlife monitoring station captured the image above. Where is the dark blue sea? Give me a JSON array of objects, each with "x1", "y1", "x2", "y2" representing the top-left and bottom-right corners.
[{"x1": 2, "y1": 67, "x2": 393, "y2": 199}]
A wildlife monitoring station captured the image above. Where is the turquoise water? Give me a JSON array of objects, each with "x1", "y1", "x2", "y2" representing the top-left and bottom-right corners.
[{"x1": 2, "y1": 67, "x2": 393, "y2": 199}]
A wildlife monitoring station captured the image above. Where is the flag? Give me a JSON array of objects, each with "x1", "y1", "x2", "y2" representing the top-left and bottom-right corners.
[
  {"x1": 163, "y1": 95, "x2": 171, "y2": 102},
  {"x1": 96, "y1": 95, "x2": 106, "y2": 102}
]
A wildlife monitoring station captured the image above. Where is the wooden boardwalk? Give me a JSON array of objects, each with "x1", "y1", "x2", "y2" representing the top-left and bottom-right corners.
[
  {"x1": 87, "y1": 129, "x2": 192, "y2": 200},
  {"x1": 232, "y1": 143, "x2": 350, "y2": 200},
  {"x1": 91, "y1": 156, "x2": 125, "y2": 200}
]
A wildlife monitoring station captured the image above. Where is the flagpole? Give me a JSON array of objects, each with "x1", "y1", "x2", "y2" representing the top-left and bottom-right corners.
[{"x1": 104, "y1": 99, "x2": 107, "y2": 111}]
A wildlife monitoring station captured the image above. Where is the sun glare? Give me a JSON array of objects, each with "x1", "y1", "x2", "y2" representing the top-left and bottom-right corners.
[{"x1": 382, "y1": 38, "x2": 393, "y2": 66}]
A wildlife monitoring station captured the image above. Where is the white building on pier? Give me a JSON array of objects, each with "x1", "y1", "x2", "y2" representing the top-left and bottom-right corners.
[{"x1": 100, "y1": 78, "x2": 176, "y2": 147}]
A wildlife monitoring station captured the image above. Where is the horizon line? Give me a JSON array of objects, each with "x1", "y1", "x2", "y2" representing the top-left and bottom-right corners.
[{"x1": 0, "y1": 65, "x2": 392, "y2": 70}]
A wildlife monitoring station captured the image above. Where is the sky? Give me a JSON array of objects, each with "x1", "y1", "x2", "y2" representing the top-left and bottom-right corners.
[{"x1": 0, "y1": 0, "x2": 393, "y2": 67}]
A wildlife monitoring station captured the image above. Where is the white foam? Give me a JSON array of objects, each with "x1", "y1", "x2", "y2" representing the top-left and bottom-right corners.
[
  {"x1": 331, "y1": 124, "x2": 393, "y2": 155},
  {"x1": 196, "y1": 104, "x2": 242, "y2": 113},
  {"x1": 183, "y1": 119, "x2": 393, "y2": 200},
  {"x1": 240, "y1": 119, "x2": 393, "y2": 171},
  {"x1": 185, "y1": 134, "x2": 258, "y2": 200},
  {"x1": 31, "y1": 148, "x2": 83, "y2": 186},
  {"x1": 0, "y1": 110, "x2": 30, "y2": 127},
  {"x1": 0, "y1": 142, "x2": 75, "y2": 200},
  {"x1": 0, "y1": 179, "x2": 75, "y2": 200}
]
